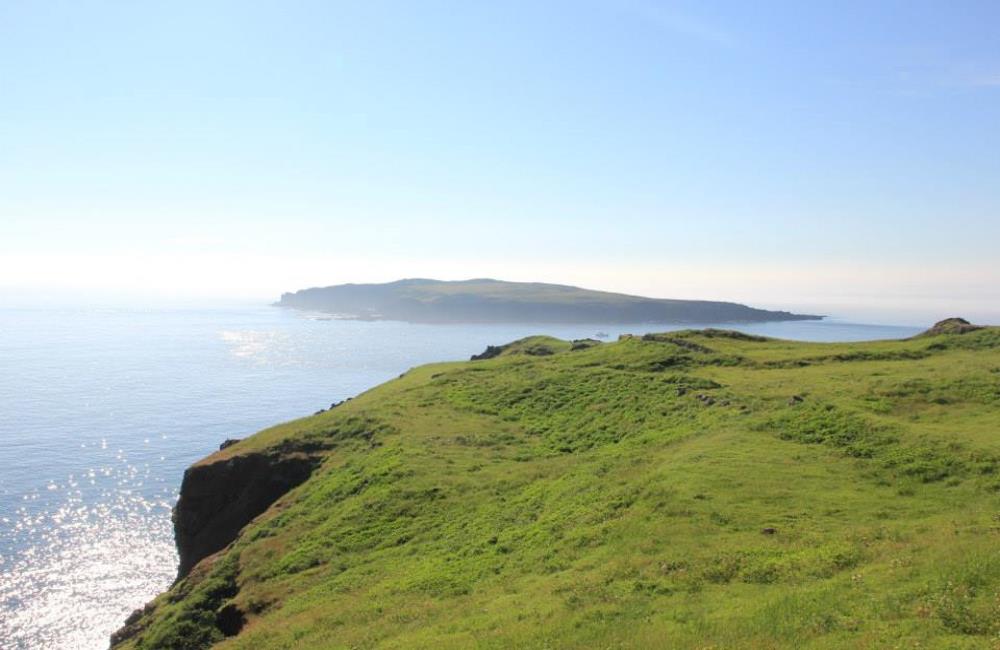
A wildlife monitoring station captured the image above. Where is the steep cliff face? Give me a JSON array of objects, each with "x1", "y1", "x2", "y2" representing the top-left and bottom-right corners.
[
  {"x1": 111, "y1": 444, "x2": 325, "y2": 647},
  {"x1": 173, "y1": 450, "x2": 319, "y2": 578}
]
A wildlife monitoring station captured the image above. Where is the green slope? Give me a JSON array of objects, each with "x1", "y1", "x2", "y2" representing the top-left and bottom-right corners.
[{"x1": 114, "y1": 325, "x2": 1000, "y2": 649}]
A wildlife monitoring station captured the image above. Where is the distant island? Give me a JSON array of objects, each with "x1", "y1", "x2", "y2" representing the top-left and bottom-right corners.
[{"x1": 275, "y1": 278, "x2": 822, "y2": 324}]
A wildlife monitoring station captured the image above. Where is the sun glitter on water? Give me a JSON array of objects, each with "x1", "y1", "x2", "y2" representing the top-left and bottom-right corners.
[{"x1": 0, "y1": 468, "x2": 177, "y2": 649}]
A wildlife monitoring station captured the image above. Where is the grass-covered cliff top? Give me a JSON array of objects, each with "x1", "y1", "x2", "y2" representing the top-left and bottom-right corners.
[{"x1": 117, "y1": 324, "x2": 1000, "y2": 649}]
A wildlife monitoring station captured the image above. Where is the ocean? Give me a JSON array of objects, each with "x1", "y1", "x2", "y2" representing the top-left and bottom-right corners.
[{"x1": 0, "y1": 305, "x2": 922, "y2": 649}]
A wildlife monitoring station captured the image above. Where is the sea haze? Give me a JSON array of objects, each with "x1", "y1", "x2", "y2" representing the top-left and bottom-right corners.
[{"x1": 0, "y1": 305, "x2": 921, "y2": 649}]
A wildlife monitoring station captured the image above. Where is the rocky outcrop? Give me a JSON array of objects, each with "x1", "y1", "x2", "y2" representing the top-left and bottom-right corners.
[
  {"x1": 110, "y1": 602, "x2": 156, "y2": 646},
  {"x1": 920, "y1": 317, "x2": 982, "y2": 337},
  {"x1": 173, "y1": 451, "x2": 320, "y2": 578},
  {"x1": 471, "y1": 344, "x2": 505, "y2": 361}
]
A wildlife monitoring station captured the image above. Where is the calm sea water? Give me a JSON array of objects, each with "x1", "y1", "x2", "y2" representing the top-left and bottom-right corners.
[{"x1": 0, "y1": 306, "x2": 922, "y2": 649}]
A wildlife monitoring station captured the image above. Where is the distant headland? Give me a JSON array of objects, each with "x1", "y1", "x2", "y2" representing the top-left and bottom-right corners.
[{"x1": 275, "y1": 278, "x2": 822, "y2": 324}]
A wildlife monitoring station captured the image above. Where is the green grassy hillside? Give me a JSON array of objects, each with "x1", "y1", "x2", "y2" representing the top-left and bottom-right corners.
[{"x1": 114, "y1": 325, "x2": 1000, "y2": 649}]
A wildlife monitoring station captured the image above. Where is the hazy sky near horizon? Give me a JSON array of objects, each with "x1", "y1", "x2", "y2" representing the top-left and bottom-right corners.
[{"x1": 1, "y1": 1, "x2": 998, "y2": 322}]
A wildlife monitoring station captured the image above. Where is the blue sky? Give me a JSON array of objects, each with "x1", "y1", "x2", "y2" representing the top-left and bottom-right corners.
[{"x1": 1, "y1": 1, "x2": 998, "y2": 322}]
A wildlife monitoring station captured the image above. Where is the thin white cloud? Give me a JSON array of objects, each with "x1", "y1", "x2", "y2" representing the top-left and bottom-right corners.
[
  {"x1": 611, "y1": 0, "x2": 736, "y2": 48},
  {"x1": 969, "y1": 74, "x2": 1000, "y2": 87},
  {"x1": 934, "y1": 63, "x2": 1000, "y2": 89}
]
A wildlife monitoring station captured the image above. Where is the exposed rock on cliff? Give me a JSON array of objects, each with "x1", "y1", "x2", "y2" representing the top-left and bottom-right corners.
[
  {"x1": 110, "y1": 415, "x2": 394, "y2": 648},
  {"x1": 110, "y1": 446, "x2": 325, "y2": 648},
  {"x1": 173, "y1": 450, "x2": 320, "y2": 578}
]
